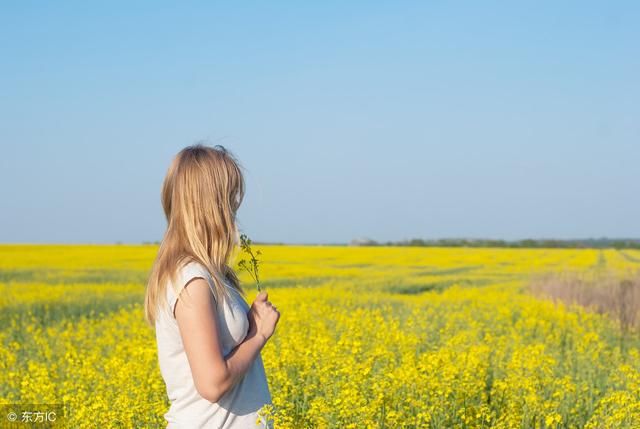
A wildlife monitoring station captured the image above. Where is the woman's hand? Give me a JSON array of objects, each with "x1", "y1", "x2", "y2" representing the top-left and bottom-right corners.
[{"x1": 248, "y1": 290, "x2": 280, "y2": 343}]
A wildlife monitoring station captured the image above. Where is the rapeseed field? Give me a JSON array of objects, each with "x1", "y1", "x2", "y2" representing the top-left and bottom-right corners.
[{"x1": 1, "y1": 245, "x2": 639, "y2": 428}]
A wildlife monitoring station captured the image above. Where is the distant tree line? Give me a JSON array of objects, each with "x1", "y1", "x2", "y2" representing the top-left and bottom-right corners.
[
  {"x1": 141, "y1": 238, "x2": 640, "y2": 249},
  {"x1": 349, "y1": 237, "x2": 640, "y2": 249}
]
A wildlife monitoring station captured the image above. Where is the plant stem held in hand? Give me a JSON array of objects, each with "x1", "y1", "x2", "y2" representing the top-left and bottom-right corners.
[{"x1": 237, "y1": 233, "x2": 262, "y2": 292}]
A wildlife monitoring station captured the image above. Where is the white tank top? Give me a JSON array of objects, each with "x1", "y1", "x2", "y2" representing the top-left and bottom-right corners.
[{"x1": 155, "y1": 260, "x2": 273, "y2": 428}]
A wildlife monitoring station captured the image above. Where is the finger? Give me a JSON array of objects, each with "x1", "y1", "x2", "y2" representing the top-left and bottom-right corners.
[{"x1": 256, "y1": 291, "x2": 268, "y2": 301}]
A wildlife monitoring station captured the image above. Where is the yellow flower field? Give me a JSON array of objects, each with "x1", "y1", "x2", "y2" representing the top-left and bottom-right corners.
[{"x1": 1, "y1": 245, "x2": 639, "y2": 428}]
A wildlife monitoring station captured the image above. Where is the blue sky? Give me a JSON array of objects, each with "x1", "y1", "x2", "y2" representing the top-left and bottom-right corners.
[{"x1": 1, "y1": 1, "x2": 638, "y2": 244}]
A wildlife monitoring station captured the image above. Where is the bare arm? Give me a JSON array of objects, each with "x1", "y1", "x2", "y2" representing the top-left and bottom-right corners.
[{"x1": 174, "y1": 278, "x2": 278, "y2": 403}]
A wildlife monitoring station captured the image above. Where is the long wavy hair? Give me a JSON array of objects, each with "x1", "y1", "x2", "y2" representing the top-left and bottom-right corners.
[{"x1": 144, "y1": 143, "x2": 246, "y2": 327}]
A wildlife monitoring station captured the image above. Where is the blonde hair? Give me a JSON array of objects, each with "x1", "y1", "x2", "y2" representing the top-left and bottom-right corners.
[{"x1": 144, "y1": 143, "x2": 246, "y2": 327}]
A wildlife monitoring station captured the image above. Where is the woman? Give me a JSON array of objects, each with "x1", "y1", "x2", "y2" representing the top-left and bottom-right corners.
[{"x1": 144, "y1": 143, "x2": 280, "y2": 428}]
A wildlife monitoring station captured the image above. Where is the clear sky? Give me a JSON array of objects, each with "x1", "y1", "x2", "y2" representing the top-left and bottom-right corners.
[{"x1": 1, "y1": 1, "x2": 638, "y2": 244}]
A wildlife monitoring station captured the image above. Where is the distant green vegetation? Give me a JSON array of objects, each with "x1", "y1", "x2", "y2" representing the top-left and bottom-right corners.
[{"x1": 349, "y1": 237, "x2": 640, "y2": 249}]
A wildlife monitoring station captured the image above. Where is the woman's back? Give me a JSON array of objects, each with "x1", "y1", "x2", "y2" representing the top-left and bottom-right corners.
[{"x1": 155, "y1": 260, "x2": 273, "y2": 428}]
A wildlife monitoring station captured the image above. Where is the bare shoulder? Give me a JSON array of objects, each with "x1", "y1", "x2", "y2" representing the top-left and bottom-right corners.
[{"x1": 175, "y1": 277, "x2": 215, "y2": 318}]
